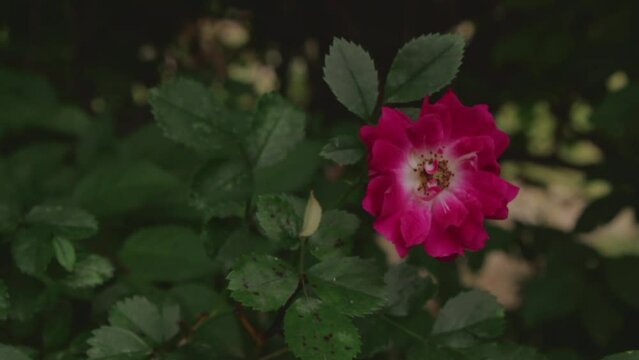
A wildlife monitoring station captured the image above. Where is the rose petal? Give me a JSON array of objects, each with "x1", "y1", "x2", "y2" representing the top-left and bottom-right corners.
[
  {"x1": 400, "y1": 208, "x2": 432, "y2": 246},
  {"x1": 370, "y1": 140, "x2": 406, "y2": 173},
  {"x1": 462, "y1": 171, "x2": 519, "y2": 219},
  {"x1": 407, "y1": 114, "x2": 444, "y2": 149},
  {"x1": 432, "y1": 191, "x2": 468, "y2": 228}
]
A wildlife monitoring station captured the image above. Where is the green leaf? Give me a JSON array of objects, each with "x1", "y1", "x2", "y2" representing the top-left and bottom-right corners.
[
  {"x1": 323, "y1": 38, "x2": 379, "y2": 119},
  {"x1": 214, "y1": 228, "x2": 277, "y2": 270},
  {"x1": 62, "y1": 254, "x2": 114, "y2": 288},
  {"x1": 12, "y1": 228, "x2": 53, "y2": 276},
  {"x1": 52, "y1": 236, "x2": 76, "y2": 271},
  {"x1": 399, "y1": 107, "x2": 421, "y2": 120},
  {"x1": 255, "y1": 194, "x2": 303, "y2": 245},
  {"x1": 308, "y1": 257, "x2": 387, "y2": 317},
  {"x1": 356, "y1": 316, "x2": 392, "y2": 358},
  {"x1": 74, "y1": 160, "x2": 181, "y2": 217},
  {"x1": 384, "y1": 263, "x2": 436, "y2": 317},
  {"x1": 254, "y1": 140, "x2": 322, "y2": 194},
  {"x1": 25, "y1": 205, "x2": 98, "y2": 240},
  {"x1": 0, "y1": 344, "x2": 32, "y2": 360},
  {"x1": 149, "y1": 77, "x2": 240, "y2": 155},
  {"x1": 575, "y1": 192, "x2": 627, "y2": 232},
  {"x1": 320, "y1": 135, "x2": 365, "y2": 166},
  {"x1": 384, "y1": 34, "x2": 464, "y2": 103},
  {"x1": 189, "y1": 312, "x2": 245, "y2": 358},
  {"x1": 169, "y1": 283, "x2": 231, "y2": 322},
  {"x1": 284, "y1": 298, "x2": 360, "y2": 360},
  {"x1": 309, "y1": 210, "x2": 359, "y2": 260},
  {"x1": 227, "y1": 254, "x2": 298, "y2": 311},
  {"x1": 431, "y1": 290, "x2": 504, "y2": 339},
  {"x1": 86, "y1": 326, "x2": 152, "y2": 359},
  {"x1": 43, "y1": 301, "x2": 72, "y2": 349},
  {"x1": 523, "y1": 265, "x2": 584, "y2": 327},
  {"x1": 590, "y1": 84, "x2": 639, "y2": 153},
  {"x1": 580, "y1": 287, "x2": 623, "y2": 347},
  {"x1": 407, "y1": 343, "x2": 467, "y2": 360},
  {"x1": 0, "y1": 204, "x2": 18, "y2": 233},
  {"x1": 463, "y1": 343, "x2": 548, "y2": 360},
  {"x1": 247, "y1": 93, "x2": 306, "y2": 168},
  {"x1": 109, "y1": 296, "x2": 180, "y2": 345},
  {"x1": 602, "y1": 351, "x2": 639, "y2": 360},
  {"x1": 119, "y1": 225, "x2": 215, "y2": 282},
  {"x1": 606, "y1": 256, "x2": 639, "y2": 309},
  {"x1": 5, "y1": 275, "x2": 48, "y2": 321},
  {"x1": 190, "y1": 159, "x2": 251, "y2": 219},
  {"x1": 0, "y1": 280, "x2": 8, "y2": 320}
]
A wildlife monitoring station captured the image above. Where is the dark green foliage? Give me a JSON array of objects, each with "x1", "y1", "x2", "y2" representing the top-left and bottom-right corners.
[
  {"x1": 0, "y1": 3, "x2": 637, "y2": 359},
  {"x1": 284, "y1": 298, "x2": 361, "y2": 360},
  {"x1": 227, "y1": 254, "x2": 298, "y2": 311}
]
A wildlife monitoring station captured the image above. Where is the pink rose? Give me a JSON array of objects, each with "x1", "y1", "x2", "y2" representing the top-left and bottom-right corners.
[{"x1": 361, "y1": 91, "x2": 519, "y2": 259}]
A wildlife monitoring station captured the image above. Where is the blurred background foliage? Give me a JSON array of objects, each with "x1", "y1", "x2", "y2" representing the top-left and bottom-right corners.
[{"x1": 1, "y1": 0, "x2": 639, "y2": 359}]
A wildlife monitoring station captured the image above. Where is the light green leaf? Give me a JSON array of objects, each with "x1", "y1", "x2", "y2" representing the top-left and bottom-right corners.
[
  {"x1": 25, "y1": 205, "x2": 98, "y2": 240},
  {"x1": 309, "y1": 210, "x2": 359, "y2": 260},
  {"x1": 227, "y1": 254, "x2": 298, "y2": 311},
  {"x1": 12, "y1": 228, "x2": 53, "y2": 276},
  {"x1": 385, "y1": 34, "x2": 464, "y2": 103},
  {"x1": 308, "y1": 257, "x2": 386, "y2": 317},
  {"x1": 63, "y1": 254, "x2": 114, "y2": 288},
  {"x1": 52, "y1": 236, "x2": 76, "y2": 272},
  {"x1": 431, "y1": 290, "x2": 505, "y2": 339},
  {"x1": 0, "y1": 280, "x2": 8, "y2": 320},
  {"x1": 255, "y1": 194, "x2": 304, "y2": 246},
  {"x1": 190, "y1": 159, "x2": 251, "y2": 219},
  {"x1": 602, "y1": 351, "x2": 639, "y2": 360},
  {"x1": 0, "y1": 344, "x2": 32, "y2": 360},
  {"x1": 149, "y1": 77, "x2": 239, "y2": 155},
  {"x1": 109, "y1": 296, "x2": 180, "y2": 345},
  {"x1": 384, "y1": 263, "x2": 436, "y2": 317},
  {"x1": 86, "y1": 326, "x2": 151, "y2": 359},
  {"x1": 323, "y1": 38, "x2": 379, "y2": 119},
  {"x1": 284, "y1": 298, "x2": 360, "y2": 360},
  {"x1": 119, "y1": 225, "x2": 215, "y2": 282},
  {"x1": 247, "y1": 93, "x2": 306, "y2": 168},
  {"x1": 320, "y1": 135, "x2": 365, "y2": 166}
]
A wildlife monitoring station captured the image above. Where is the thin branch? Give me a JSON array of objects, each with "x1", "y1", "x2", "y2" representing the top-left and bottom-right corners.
[
  {"x1": 236, "y1": 304, "x2": 266, "y2": 349},
  {"x1": 264, "y1": 281, "x2": 303, "y2": 338}
]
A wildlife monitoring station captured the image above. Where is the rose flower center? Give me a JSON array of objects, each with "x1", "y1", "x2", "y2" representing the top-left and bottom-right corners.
[{"x1": 411, "y1": 149, "x2": 454, "y2": 201}]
